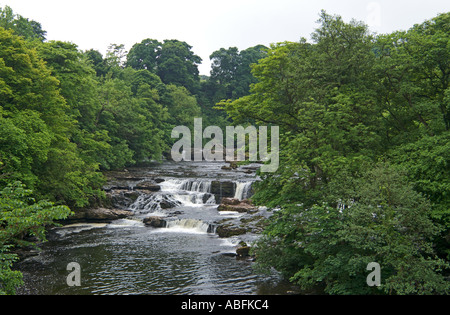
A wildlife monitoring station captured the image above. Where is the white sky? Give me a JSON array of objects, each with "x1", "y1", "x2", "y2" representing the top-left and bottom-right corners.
[{"x1": 2, "y1": 0, "x2": 449, "y2": 75}]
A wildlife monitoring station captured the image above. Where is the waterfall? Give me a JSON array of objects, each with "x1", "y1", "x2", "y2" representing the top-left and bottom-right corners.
[
  {"x1": 129, "y1": 194, "x2": 182, "y2": 214},
  {"x1": 130, "y1": 179, "x2": 215, "y2": 214},
  {"x1": 130, "y1": 178, "x2": 253, "y2": 215},
  {"x1": 178, "y1": 180, "x2": 211, "y2": 193},
  {"x1": 234, "y1": 181, "x2": 253, "y2": 200},
  {"x1": 165, "y1": 219, "x2": 214, "y2": 234}
]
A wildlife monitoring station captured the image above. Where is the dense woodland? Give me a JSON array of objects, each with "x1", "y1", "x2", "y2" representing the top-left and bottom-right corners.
[{"x1": 0, "y1": 5, "x2": 449, "y2": 294}]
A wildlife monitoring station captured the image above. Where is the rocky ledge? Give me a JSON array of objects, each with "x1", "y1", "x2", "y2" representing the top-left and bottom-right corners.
[
  {"x1": 217, "y1": 197, "x2": 257, "y2": 213},
  {"x1": 214, "y1": 198, "x2": 271, "y2": 239},
  {"x1": 67, "y1": 207, "x2": 132, "y2": 222}
]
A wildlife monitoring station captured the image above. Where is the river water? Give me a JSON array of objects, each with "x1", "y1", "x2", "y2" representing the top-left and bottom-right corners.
[{"x1": 15, "y1": 161, "x2": 292, "y2": 295}]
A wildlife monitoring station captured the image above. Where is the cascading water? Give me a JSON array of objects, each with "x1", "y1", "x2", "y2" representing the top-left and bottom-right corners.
[
  {"x1": 130, "y1": 179, "x2": 216, "y2": 215},
  {"x1": 130, "y1": 178, "x2": 253, "y2": 233},
  {"x1": 234, "y1": 181, "x2": 253, "y2": 200},
  {"x1": 164, "y1": 219, "x2": 215, "y2": 234},
  {"x1": 14, "y1": 161, "x2": 291, "y2": 295}
]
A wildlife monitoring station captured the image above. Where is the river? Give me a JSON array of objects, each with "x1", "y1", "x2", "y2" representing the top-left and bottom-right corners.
[{"x1": 15, "y1": 161, "x2": 293, "y2": 295}]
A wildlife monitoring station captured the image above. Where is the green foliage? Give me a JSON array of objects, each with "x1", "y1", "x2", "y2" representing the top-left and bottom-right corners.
[
  {"x1": 0, "y1": 5, "x2": 46, "y2": 41},
  {"x1": 0, "y1": 5, "x2": 221, "y2": 295},
  {"x1": 127, "y1": 39, "x2": 202, "y2": 95},
  {"x1": 254, "y1": 163, "x2": 449, "y2": 295},
  {"x1": 127, "y1": 38, "x2": 161, "y2": 72},
  {"x1": 165, "y1": 84, "x2": 201, "y2": 129},
  {"x1": 226, "y1": 11, "x2": 450, "y2": 294},
  {"x1": 0, "y1": 182, "x2": 71, "y2": 294}
]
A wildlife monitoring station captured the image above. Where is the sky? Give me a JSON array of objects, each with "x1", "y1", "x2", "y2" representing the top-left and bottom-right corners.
[{"x1": 2, "y1": 0, "x2": 449, "y2": 75}]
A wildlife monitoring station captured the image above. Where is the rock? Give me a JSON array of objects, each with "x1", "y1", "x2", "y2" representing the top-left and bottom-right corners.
[
  {"x1": 221, "y1": 197, "x2": 241, "y2": 205},
  {"x1": 105, "y1": 190, "x2": 137, "y2": 209},
  {"x1": 236, "y1": 246, "x2": 251, "y2": 257},
  {"x1": 211, "y1": 181, "x2": 235, "y2": 203},
  {"x1": 216, "y1": 225, "x2": 247, "y2": 237},
  {"x1": 217, "y1": 199, "x2": 256, "y2": 213},
  {"x1": 221, "y1": 252, "x2": 237, "y2": 258},
  {"x1": 143, "y1": 216, "x2": 167, "y2": 228},
  {"x1": 68, "y1": 208, "x2": 132, "y2": 222},
  {"x1": 134, "y1": 181, "x2": 161, "y2": 191},
  {"x1": 159, "y1": 195, "x2": 182, "y2": 209}
]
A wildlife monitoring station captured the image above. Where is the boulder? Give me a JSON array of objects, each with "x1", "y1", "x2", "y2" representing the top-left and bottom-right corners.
[
  {"x1": 143, "y1": 216, "x2": 167, "y2": 228},
  {"x1": 236, "y1": 246, "x2": 251, "y2": 258},
  {"x1": 217, "y1": 199, "x2": 256, "y2": 213},
  {"x1": 216, "y1": 225, "x2": 247, "y2": 238}
]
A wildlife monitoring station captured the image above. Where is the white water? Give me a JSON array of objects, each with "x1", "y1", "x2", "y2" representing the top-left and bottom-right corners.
[
  {"x1": 163, "y1": 219, "x2": 213, "y2": 234},
  {"x1": 234, "y1": 181, "x2": 253, "y2": 200},
  {"x1": 130, "y1": 179, "x2": 216, "y2": 214},
  {"x1": 129, "y1": 178, "x2": 253, "y2": 233}
]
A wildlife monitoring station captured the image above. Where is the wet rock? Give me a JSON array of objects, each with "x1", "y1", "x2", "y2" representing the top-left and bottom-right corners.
[
  {"x1": 217, "y1": 199, "x2": 256, "y2": 213},
  {"x1": 69, "y1": 208, "x2": 132, "y2": 222},
  {"x1": 134, "y1": 181, "x2": 161, "y2": 191},
  {"x1": 221, "y1": 252, "x2": 237, "y2": 258},
  {"x1": 211, "y1": 181, "x2": 235, "y2": 203},
  {"x1": 216, "y1": 225, "x2": 247, "y2": 237},
  {"x1": 221, "y1": 197, "x2": 241, "y2": 205},
  {"x1": 143, "y1": 216, "x2": 167, "y2": 228},
  {"x1": 106, "y1": 190, "x2": 138, "y2": 210},
  {"x1": 236, "y1": 246, "x2": 251, "y2": 258}
]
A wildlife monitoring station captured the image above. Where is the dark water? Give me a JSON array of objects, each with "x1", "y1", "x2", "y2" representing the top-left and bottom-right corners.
[{"x1": 15, "y1": 161, "x2": 291, "y2": 295}]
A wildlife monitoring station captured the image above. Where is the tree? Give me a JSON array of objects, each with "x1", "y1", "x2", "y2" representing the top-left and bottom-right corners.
[
  {"x1": 165, "y1": 84, "x2": 201, "y2": 130},
  {"x1": 221, "y1": 12, "x2": 381, "y2": 206},
  {"x1": 96, "y1": 74, "x2": 167, "y2": 168},
  {"x1": 254, "y1": 163, "x2": 449, "y2": 295},
  {"x1": 209, "y1": 45, "x2": 268, "y2": 100},
  {"x1": 225, "y1": 11, "x2": 450, "y2": 294},
  {"x1": 0, "y1": 5, "x2": 46, "y2": 41},
  {"x1": 84, "y1": 49, "x2": 109, "y2": 78},
  {"x1": 0, "y1": 27, "x2": 67, "y2": 191},
  {"x1": 127, "y1": 38, "x2": 162, "y2": 72},
  {"x1": 127, "y1": 38, "x2": 202, "y2": 95},
  {"x1": 0, "y1": 28, "x2": 106, "y2": 208},
  {"x1": 157, "y1": 40, "x2": 202, "y2": 94},
  {"x1": 0, "y1": 182, "x2": 71, "y2": 295},
  {"x1": 374, "y1": 12, "x2": 450, "y2": 259},
  {"x1": 210, "y1": 47, "x2": 240, "y2": 100},
  {"x1": 37, "y1": 41, "x2": 102, "y2": 131}
]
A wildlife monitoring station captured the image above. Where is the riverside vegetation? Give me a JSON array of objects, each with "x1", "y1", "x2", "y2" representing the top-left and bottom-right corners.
[{"x1": 0, "y1": 5, "x2": 449, "y2": 294}]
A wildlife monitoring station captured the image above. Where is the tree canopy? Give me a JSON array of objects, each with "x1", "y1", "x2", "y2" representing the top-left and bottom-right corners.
[{"x1": 221, "y1": 11, "x2": 450, "y2": 294}]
